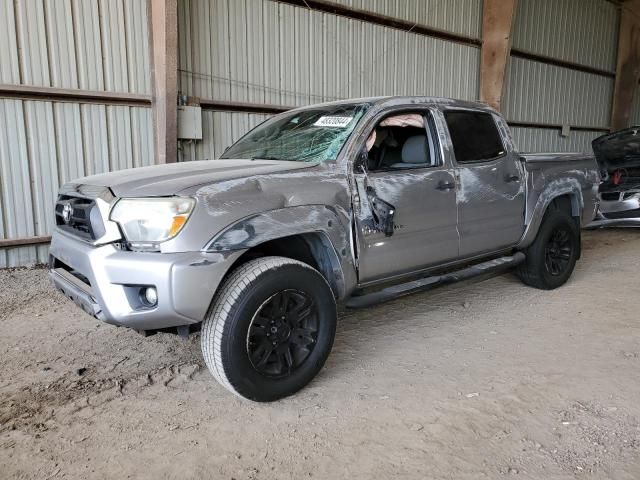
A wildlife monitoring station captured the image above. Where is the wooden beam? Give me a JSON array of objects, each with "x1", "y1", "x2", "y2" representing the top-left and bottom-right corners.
[
  {"x1": 199, "y1": 99, "x2": 290, "y2": 114},
  {"x1": 274, "y1": 0, "x2": 481, "y2": 47},
  {"x1": 148, "y1": 0, "x2": 178, "y2": 164},
  {"x1": 0, "y1": 84, "x2": 151, "y2": 106},
  {"x1": 480, "y1": 0, "x2": 518, "y2": 111},
  {"x1": 611, "y1": 0, "x2": 640, "y2": 130},
  {"x1": 0, "y1": 235, "x2": 52, "y2": 249},
  {"x1": 510, "y1": 49, "x2": 616, "y2": 78}
]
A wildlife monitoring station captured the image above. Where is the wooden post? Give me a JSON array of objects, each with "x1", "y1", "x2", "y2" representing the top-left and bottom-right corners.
[
  {"x1": 148, "y1": 0, "x2": 178, "y2": 164},
  {"x1": 611, "y1": 0, "x2": 640, "y2": 131},
  {"x1": 480, "y1": 0, "x2": 518, "y2": 111}
]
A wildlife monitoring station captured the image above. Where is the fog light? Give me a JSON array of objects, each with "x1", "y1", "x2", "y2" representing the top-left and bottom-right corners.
[{"x1": 141, "y1": 287, "x2": 158, "y2": 307}]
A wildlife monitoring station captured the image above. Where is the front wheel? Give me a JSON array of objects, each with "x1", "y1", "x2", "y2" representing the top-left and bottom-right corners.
[
  {"x1": 201, "y1": 256, "x2": 337, "y2": 402},
  {"x1": 516, "y1": 209, "x2": 580, "y2": 290}
]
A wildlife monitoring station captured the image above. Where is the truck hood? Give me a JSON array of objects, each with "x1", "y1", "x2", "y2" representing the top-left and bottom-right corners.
[
  {"x1": 70, "y1": 159, "x2": 317, "y2": 197},
  {"x1": 592, "y1": 127, "x2": 640, "y2": 172}
]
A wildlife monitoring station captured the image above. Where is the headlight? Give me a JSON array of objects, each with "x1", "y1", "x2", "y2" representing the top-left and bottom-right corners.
[{"x1": 110, "y1": 197, "x2": 195, "y2": 245}]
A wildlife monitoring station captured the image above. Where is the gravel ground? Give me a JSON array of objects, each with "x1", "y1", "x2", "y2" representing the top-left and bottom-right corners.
[{"x1": 1, "y1": 228, "x2": 640, "y2": 479}]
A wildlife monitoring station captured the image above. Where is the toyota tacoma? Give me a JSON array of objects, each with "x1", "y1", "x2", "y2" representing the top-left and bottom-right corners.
[{"x1": 49, "y1": 97, "x2": 599, "y2": 401}]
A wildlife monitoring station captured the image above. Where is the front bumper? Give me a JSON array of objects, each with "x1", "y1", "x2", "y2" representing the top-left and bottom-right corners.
[
  {"x1": 587, "y1": 192, "x2": 640, "y2": 228},
  {"x1": 49, "y1": 230, "x2": 243, "y2": 330}
]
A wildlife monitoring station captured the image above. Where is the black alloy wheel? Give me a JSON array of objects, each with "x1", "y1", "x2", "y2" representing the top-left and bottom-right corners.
[
  {"x1": 516, "y1": 209, "x2": 580, "y2": 290},
  {"x1": 247, "y1": 289, "x2": 318, "y2": 377},
  {"x1": 544, "y1": 227, "x2": 573, "y2": 276}
]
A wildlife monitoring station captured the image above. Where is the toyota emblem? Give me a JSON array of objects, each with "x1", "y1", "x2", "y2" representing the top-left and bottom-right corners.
[{"x1": 62, "y1": 203, "x2": 73, "y2": 224}]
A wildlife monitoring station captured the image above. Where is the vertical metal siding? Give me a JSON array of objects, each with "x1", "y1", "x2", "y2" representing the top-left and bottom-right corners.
[
  {"x1": 510, "y1": 127, "x2": 599, "y2": 154},
  {"x1": 327, "y1": 0, "x2": 482, "y2": 39},
  {"x1": 177, "y1": 0, "x2": 480, "y2": 155},
  {"x1": 631, "y1": 86, "x2": 640, "y2": 126},
  {"x1": 178, "y1": 0, "x2": 480, "y2": 107},
  {"x1": 3, "y1": 0, "x2": 151, "y2": 93},
  {"x1": 0, "y1": 100, "x2": 37, "y2": 267},
  {"x1": 503, "y1": 56, "x2": 614, "y2": 128},
  {"x1": 45, "y1": 0, "x2": 79, "y2": 88},
  {"x1": 0, "y1": 0, "x2": 153, "y2": 266},
  {"x1": 15, "y1": 0, "x2": 50, "y2": 87},
  {"x1": 130, "y1": 107, "x2": 155, "y2": 168},
  {"x1": 0, "y1": 1, "x2": 21, "y2": 84},
  {"x1": 99, "y1": 0, "x2": 130, "y2": 92},
  {"x1": 72, "y1": 0, "x2": 106, "y2": 90},
  {"x1": 513, "y1": 0, "x2": 619, "y2": 72},
  {"x1": 123, "y1": 0, "x2": 151, "y2": 94},
  {"x1": 182, "y1": 111, "x2": 270, "y2": 161},
  {"x1": 0, "y1": 102, "x2": 153, "y2": 267},
  {"x1": 23, "y1": 100, "x2": 59, "y2": 264}
]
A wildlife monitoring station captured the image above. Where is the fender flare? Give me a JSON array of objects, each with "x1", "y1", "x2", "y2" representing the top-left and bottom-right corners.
[
  {"x1": 204, "y1": 205, "x2": 356, "y2": 299},
  {"x1": 518, "y1": 179, "x2": 583, "y2": 249}
]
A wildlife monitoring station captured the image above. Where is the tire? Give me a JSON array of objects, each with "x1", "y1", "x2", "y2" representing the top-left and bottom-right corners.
[
  {"x1": 201, "y1": 256, "x2": 337, "y2": 402},
  {"x1": 516, "y1": 209, "x2": 581, "y2": 290}
]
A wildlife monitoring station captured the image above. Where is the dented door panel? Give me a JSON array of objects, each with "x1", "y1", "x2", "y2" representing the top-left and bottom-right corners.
[
  {"x1": 354, "y1": 167, "x2": 459, "y2": 282},
  {"x1": 454, "y1": 156, "x2": 526, "y2": 256}
]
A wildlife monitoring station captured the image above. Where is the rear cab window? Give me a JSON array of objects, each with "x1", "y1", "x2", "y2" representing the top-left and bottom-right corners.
[{"x1": 443, "y1": 110, "x2": 505, "y2": 163}]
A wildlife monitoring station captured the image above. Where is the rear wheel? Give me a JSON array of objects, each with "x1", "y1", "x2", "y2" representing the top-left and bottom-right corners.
[
  {"x1": 201, "y1": 256, "x2": 337, "y2": 402},
  {"x1": 516, "y1": 209, "x2": 580, "y2": 290}
]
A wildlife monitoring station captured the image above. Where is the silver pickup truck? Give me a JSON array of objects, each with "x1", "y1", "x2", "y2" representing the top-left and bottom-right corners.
[{"x1": 49, "y1": 97, "x2": 599, "y2": 401}]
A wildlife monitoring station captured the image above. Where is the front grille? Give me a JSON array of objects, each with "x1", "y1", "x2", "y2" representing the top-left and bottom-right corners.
[{"x1": 55, "y1": 195, "x2": 106, "y2": 241}]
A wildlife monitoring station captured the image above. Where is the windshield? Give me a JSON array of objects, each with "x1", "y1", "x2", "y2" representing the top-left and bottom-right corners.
[{"x1": 220, "y1": 103, "x2": 369, "y2": 162}]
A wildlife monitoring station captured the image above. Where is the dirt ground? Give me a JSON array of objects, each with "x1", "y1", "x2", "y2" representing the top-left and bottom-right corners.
[{"x1": 1, "y1": 229, "x2": 640, "y2": 480}]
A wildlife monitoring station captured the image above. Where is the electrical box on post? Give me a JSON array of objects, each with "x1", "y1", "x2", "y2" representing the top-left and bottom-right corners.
[{"x1": 178, "y1": 106, "x2": 203, "y2": 140}]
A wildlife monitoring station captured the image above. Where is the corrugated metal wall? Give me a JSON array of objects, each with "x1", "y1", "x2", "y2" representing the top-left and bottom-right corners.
[
  {"x1": 0, "y1": 0, "x2": 153, "y2": 267},
  {"x1": 178, "y1": 0, "x2": 481, "y2": 105},
  {"x1": 178, "y1": 0, "x2": 482, "y2": 158},
  {"x1": 510, "y1": 127, "x2": 599, "y2": 154},
  {"x1": 180, "y1": 0, "x2": 621, "y2": 160},
  {"x1": 183, "y1": 111, "x2": 271, "y2": 161},
  {"x1": 320, "y1": 0, "x2": 482, "y2": 38},
  {"x1": 504, "y1": 0, "x2": 619, "y2": 154},
  {"x1": 631, "y1": 86, "x2": 640, "y2": 126},
  {"x1": 512, "y1": 0, "x2": 618, "y2": 72},
  {"x1": 503, "y1": 57, "x2": 614, "y2": 128}
]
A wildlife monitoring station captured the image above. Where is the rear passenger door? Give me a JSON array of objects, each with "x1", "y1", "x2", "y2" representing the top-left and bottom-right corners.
[{"x1": 442, "y1": 109, "x2": 525, "y2": 258}]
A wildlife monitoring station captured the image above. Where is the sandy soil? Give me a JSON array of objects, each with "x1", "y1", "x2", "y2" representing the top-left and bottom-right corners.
[{"x1": 1, "y1": 229, "x2": 640, "y2": 479}]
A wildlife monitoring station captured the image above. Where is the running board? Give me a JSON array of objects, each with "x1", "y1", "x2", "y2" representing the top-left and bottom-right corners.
[{"x1": 345, "y1": 252, "x2": 526, "y2": 309}]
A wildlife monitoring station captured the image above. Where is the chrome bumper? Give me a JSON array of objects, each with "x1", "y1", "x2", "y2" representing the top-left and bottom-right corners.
[{"x1": 49, "y1": 230, "x2": 243, "y2": 330}]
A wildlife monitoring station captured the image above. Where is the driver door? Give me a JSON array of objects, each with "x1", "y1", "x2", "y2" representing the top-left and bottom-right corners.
[{"x1": 353, "y1": 110, "x2": 460, "y2": 283}]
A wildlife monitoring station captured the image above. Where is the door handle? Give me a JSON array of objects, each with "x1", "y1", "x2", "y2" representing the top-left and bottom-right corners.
[
  {"x1": 436, "y1": 180, "x2": 455, "y2": 191},
  {"x1": 505, "y1": 174, "x2": 520, "y2": 183}
]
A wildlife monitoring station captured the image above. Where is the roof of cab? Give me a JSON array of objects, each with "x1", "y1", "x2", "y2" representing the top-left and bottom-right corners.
[{"x1": 286, "y1": 95, "x2": 497, "y2": 114}]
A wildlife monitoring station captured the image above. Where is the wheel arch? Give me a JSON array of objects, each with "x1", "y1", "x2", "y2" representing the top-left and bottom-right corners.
[
  {"x1": 518, "y1": 182, "x2": 583, "y2": 250},
  {"x1": 205, "y1": 205, "x2": 356, "y2": 300},
  {"x1": 228, "y1": 232, "x2": 347, "y2": 299}
]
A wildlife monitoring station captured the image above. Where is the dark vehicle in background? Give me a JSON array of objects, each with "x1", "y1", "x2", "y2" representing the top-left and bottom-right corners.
[{"x1": 591, "y1": 127, "x2": 640, "y2": 226}]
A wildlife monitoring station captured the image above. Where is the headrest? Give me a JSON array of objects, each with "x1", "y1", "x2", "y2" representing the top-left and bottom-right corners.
[{"x1": 401, "y1": 135, "x2": 428, "y2": 164}]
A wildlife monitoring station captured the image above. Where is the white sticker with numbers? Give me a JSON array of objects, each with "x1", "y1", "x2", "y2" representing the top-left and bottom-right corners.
[{"x1": 313, "y1": 116, "x2": 354, "y2": 128}]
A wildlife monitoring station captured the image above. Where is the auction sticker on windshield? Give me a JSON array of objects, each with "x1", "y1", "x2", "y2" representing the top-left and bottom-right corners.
[{"x1": 314, "y1": 116, "x2": 354, "y2": 128}]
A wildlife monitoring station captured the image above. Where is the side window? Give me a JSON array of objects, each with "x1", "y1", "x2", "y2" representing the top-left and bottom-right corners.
[
  {"x1": 443, "y1": 110, "x2": 505, "y2": 163},
  {"x1": 365, "y1": 111, "x2": 440, "y2": 172}
]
